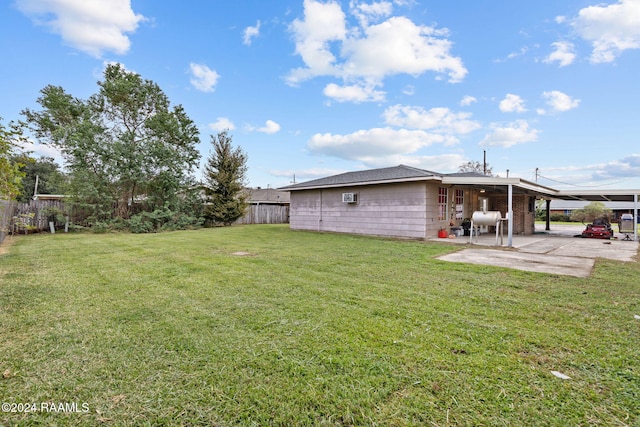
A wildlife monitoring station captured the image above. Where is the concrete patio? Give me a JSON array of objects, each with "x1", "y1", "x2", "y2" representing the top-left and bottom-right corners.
[{"x1": 434, "y1": 224, "x2": 639, "y2": 277}]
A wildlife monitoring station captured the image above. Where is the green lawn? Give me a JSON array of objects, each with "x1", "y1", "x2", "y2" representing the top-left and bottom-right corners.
[{"x1": 1, "y1": 225, "x2": 639, "y2": 426}]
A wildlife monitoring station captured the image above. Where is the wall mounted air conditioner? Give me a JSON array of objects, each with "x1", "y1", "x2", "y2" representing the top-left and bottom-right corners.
[{"x1": 342, "y1": 193, "x2": 358, "y2": 203}]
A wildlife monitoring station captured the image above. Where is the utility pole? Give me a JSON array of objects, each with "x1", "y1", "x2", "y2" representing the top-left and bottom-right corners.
[
  {"x1": 483, "y1": 150, "x2": 487, "y2": 176},
  {"x1": 535, "y1": 168, "x2": 539, "y2": 183}
]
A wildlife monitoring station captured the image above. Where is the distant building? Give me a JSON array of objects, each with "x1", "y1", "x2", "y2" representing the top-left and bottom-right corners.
[
  {"x1": 235, "y1": 187, "x2": 290, "y2": 224},
  {"x1": 549, "y1": 200, "x2": 637, "y2": 220}
]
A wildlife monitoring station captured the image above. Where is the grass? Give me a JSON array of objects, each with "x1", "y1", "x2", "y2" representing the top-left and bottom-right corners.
[{"x1": 1, "y1": 225, "x2": 639, "y2": 426}]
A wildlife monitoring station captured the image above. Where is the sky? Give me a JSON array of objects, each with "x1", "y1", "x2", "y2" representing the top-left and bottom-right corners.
[{"x1": 1, "y1": 0, "x2": 640, "y2": 190}]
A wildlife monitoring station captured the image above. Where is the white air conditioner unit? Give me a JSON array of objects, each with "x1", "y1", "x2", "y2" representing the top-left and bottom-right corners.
[{"x1": 342, "y1": 193, "x2": 358, "y2": 203}]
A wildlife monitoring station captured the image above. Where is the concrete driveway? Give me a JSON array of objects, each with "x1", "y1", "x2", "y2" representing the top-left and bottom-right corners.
[{"x1": 435, "y1": 225, "x2": 638, "y2": 277}]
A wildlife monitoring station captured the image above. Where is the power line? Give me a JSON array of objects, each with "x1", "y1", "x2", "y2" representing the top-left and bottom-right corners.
[{"x1": 538, "y1": 174, "x2": 632, "y2": 188}]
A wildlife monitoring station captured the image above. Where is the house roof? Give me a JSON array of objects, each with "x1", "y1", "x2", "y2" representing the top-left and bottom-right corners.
[
  {"x1": 246, "y1": 188, "x2": 290, "y2": 203},
  {"x1": 279, "y1": 164, "x2": 640, "y2": 203},
  {"x1": 280, "y1": 165, "x2": 442, "y2": 190},
  {"x1": 279, "y1": 164, "x2": 559, "y2": 198}
]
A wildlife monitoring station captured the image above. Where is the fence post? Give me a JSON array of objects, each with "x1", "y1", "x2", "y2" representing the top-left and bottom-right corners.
[{"x1": 1, "y1": 199, "x2": 17, "y2": 244}]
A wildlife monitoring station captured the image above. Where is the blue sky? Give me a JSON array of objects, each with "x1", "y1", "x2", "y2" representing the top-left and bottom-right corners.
[{"x1": 1, "y1": 0, "x2": 640, "y2": 190}]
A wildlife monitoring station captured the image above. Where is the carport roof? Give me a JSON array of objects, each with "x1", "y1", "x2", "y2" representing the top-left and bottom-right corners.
[{"x1": 554, "y1": 189, "x2": 640, "y2": 202}]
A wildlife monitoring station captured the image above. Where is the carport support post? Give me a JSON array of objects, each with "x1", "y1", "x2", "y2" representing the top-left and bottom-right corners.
[
  {"x1": 545, "y1": 199, "x2": 551, "y2": 231},
  {"x1": 635, "y1": 193, "x2": 638, "y2": 242},
  {"x1": 507, "y1": 184, "x2": 513, "y2": 247}
]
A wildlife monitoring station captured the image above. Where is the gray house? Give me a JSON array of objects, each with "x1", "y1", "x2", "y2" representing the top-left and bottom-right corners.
[
  {"x1": 280, "y1": 165, "x2": 558, "y2": 240},
  {"x1": 280, "y1": 165, "x2": 640, "y2": 243}
]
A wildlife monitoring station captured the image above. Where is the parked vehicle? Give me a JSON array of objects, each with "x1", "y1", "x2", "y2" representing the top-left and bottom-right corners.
[{"x1": 581, "y1": 217, "x2": 614, "y2": 239}]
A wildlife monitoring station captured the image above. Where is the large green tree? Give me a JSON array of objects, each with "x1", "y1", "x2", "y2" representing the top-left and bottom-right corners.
[
  {"x1": 23, "y1": 64, "x2": 201, "y2": 225},
  {"x1": 0, "y1": 118, "x2": 26, "y2": 200},
  {"x1": 570, "y1": 201, "x2": 612, "y2": 223},
  {"x1": 203, "y1": 131, "x2": 248, "y2": 226},
  {"x1": 12, "y1": 155, "x2": 66, "y2": 203}
]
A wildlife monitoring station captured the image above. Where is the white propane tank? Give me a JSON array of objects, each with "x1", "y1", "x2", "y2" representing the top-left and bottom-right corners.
[
  {"x1": 470, "y1": 211, "x2": 504, "y2": 245},
  {"x1": 471, "y1": 211, "x2": 502, "y2": 226}
]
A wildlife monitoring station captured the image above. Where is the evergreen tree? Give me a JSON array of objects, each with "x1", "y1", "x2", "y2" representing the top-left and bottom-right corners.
[{"x1": 203, "y1": 131, "x2": 248, "y2": 226}]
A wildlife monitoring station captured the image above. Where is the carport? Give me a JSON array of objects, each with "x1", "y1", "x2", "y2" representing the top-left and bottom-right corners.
[
  {"x1": 442, "y1": 176, "x2": 640, "y2": 247},
  {"x1": 552, "y1": 190, "x2": 639, "y2": 242}
]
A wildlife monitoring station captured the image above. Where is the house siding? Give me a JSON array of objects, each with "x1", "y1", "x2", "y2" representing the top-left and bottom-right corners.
[
  {"x1": 289, "y1": 182, "x2": 432, "y2": 239},
  {"x1": 493, "y1": 194, "x2": 535, "y2": 235}
]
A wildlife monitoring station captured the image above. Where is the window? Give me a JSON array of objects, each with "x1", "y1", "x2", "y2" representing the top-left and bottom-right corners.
[
  {"x1": 455, "y1": 189, "x2": 464, "y2": 220},
  {"x1": 438, "y1": 187, "x2": 448, "y2": 220}
]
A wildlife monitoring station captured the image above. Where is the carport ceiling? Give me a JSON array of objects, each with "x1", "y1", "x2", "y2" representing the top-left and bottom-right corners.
[
  {"x1": 443, "y1": 177, "x2": 640, "y2": 202},
  {"x1": 555, "y1": 190, "x2": 640, "y2": 202},
  {"x1": 442, "y1": 177, "x2": 559, "y2": 199}
]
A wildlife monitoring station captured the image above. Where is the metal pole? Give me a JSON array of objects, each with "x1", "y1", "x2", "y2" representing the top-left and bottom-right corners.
[
  {"x1": 635, "y1": 193, "x2": 638, "y2": 242},
  {"x1": 507, "y1": 184, "x2": 513, "y2": 247},
  {"x1": 545, "y1": 199, "x2": 551, "y2": 231}
]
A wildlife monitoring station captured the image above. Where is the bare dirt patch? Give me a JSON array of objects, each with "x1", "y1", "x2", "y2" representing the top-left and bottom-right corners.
[
  {"x1": 0, "y1": 236, "x2": 16, "y2": 256},
  {"x1": 231, "y1": 251, "x2": 254, "y2": 256}
]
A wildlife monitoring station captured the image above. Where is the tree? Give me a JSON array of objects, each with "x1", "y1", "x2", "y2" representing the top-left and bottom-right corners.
[
  {"x1": 203, "y1": 131, "x2": 248, "y2": 226},
  {"x1": 23, "y1": 64, "x2": 201, "y2": 226},
  {"x1": 458, "y1": 160, "x2": 493, "y2": 176},
  {"x1": 0, "y1": 118, "x2": 26, "y2": 200},
  {"x1": 12, "y1": 155, "x2": 66, "y2": 203},
  {"x1": 570, "y1": 201, "x2": 612, "y2": 223}
]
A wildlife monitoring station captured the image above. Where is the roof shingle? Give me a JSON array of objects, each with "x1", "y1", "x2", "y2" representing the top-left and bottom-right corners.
[{"x1": 280, "y1": 165, "x2": 442, "y2": 190}]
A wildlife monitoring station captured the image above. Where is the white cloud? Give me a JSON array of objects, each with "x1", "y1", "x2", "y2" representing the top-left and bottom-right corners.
[
  {"x1": 499, "y1": 94, "x2": 527, "y2": 113},
  {"x1": 494, "y1": 47, "x2": 528, "y2": 63},
  {"x1": 189, "y1": 63, "x2": 220, "y2": 92},
  {"x1": 323, "y1": 82, "x2": 386, "y2": 103},
  {"x1": 257, "y1": 120, "x2": 281, "y2": 134},
  {"x1": 16, "y1": 0, "x2": 145, "y2": 57},
  {"x1": 208, "y1": 118, "x2": 235, "y2": 132},
  {"x1": 17, "y1": 140, "x2": 64, "y2": 165},
  {"x1": 543, "y1": 154, "x2": 640, "y2": 183},
  {"x1": 308, "y1": 127, "x2": 449, "y2": 162},
  {"x1": 341, "y1": 16, "x2": 467, "y2": 82},
  {"x1": 402, "y1": 85, "x2": 415, "y2": 96},
  {"x1": 572, "y1": 0, "x2": 640, "y2": 63},
  {"x1": 460, "y1": 95, "x2": 477, "y2": 106},
  {"x1": 361, "y1": 153, "x2": 466, "y2": 171},
  {"x1": 541, "y1": 90, "x2": 580, "y2": 112},
  {"x1": 480, "y1": 120, "x2": 540, "y2": 148},
  {"x1": 287, "y1": 0, "x2": 347, "y2": 84},
  {"x1": 243, "y1": 20, "x2": 261, "y2": 46},
  {"x1": 350, "y1": 1, "x2": 393, "y2": 27},
  {"x1": 543, "y1": 41, "x2": 576, "y2": 67},
  {"x1": 270, "y1": 167, "x2": 347, "y2": 180},
  {"x1": 589, "y1": 154, "x2": 640, "y2": 179},
  {"x1": 287, "y1": 0, "x2": 467, "y2": 99},
  {"x1": 383, "y1": 105, "x2": 481, "y2": 135}
]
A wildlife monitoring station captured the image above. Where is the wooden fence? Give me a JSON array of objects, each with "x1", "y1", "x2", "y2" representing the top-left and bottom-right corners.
[
  {"x1": 236, "y1": 203, "x2": 289, "y2": 224},
  {"x1": 0, "y1": 199, "x2": 17, "y2": 244},
  {"x1": 11, "y1": 199, "x2": 68, "y2": 234}
]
